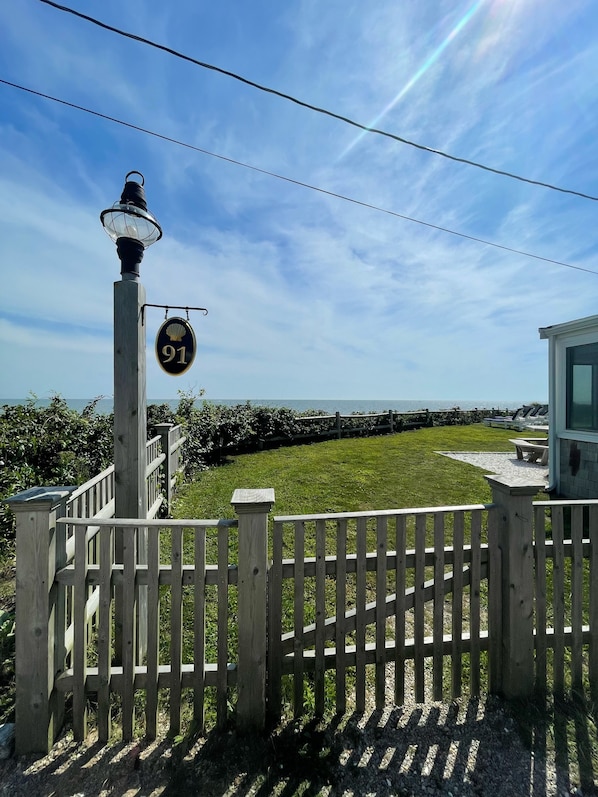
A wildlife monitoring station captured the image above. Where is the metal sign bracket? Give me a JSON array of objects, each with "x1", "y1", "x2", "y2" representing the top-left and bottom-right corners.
[{"x1": 141, "y1": 303, "x2": 208, "y2": 325}]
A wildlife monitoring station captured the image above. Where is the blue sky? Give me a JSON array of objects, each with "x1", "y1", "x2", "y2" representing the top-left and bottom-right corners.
[{"x1": 1, "y1": 0, "x2": 597, "y2": 403}]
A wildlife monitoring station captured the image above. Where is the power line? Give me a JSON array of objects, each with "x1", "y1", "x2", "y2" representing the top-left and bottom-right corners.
[
  {"x1": 37, "y1": 0, "x2": 598, "y2": 203},
  {"x1": 2, "y1": 77, "x2": 597, "y2": 277}
]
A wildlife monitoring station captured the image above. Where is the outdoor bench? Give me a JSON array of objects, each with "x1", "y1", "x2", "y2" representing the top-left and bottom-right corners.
[{"x1": 509, "y1": 437, "x2": 549, "y2": 466}]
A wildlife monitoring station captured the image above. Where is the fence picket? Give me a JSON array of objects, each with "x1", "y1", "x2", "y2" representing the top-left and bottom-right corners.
[
  {"x1": 314, "y1": 519, "x2": 326, "y2": 715},
  {"x1": 194, "y1": 525, "x2": 206, "y2": 729},
  {"x1": 534, "y1": 505, "x2": 547, "y2": 692},
  {"x1": 571, "y1": 505, "x2": 584, "y2": 693},
  {"x1": 470, "y1": 509, "x2": 481, "y2": 696},
  {"x1": 395, "y1": 515, "x2": 406, "y2": 706},
  {"x1": 293, "y1": 521, "x2": 305, "y2": 717},
  {"x1": 145, "y1": 524, "x2": 160, "y2": 739},
  {"x1": 72, "y1": 524, "x2": 88, "y2": 742},
  {"x1": 268, "y1": 522, "x2": 283, "y2": 719},
  {"x1": 355, "y1": 516, "x2": 367, "y2": 713},
  {"x1": 433, "y1": 513, "x2": 445, "y2": 701},
  {"x1": 170, "y1": 526, "x2": 183, "y2": 735},
  {"x1": 335, "y1": 518, "x2": 348, "y2": 713},
  {"x1": 97, "y1": 523, "x2": 113, "y2": 742},
  {"x1": 375, "y1": 516, "x2": 388, "y2": 709},
  {"x1": 217, "y1": 524, "x2": 229, "y2": 728},
  {"x1": 414, "y1": 514, "x2": 426, "y2": 703},
  {"x1": 121, "y1": 525, "x2": 137, "y2": 740},
  {"x1": 452, "y1": 511, "x2": 464, "y2": 698},
  {"x1": 552, "y1": 506, "x2": 565, "y2": 695}
]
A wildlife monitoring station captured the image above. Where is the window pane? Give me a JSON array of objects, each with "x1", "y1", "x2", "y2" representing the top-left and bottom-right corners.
[{"x1": 567, "y1": 342, "x2": 598, "y2": 431}]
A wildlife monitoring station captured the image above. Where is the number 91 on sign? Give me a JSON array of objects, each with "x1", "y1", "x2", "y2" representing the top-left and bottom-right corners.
[{"x1": 155, "y1": 317, "x2": 196, "y2": 376}]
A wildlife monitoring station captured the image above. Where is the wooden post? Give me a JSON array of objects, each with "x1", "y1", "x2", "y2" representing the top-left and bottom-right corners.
[
  {"x1": 155, "y1": 422, "x2": 174, "y2": 512},
  {"x1": 388, "y1": 409, "x2": 394, "y2": 434},
  {"x1": 335, "y1": 412, "x2": 341, "y2": 439},
  {"x1": 486, "y1": 475, "x2": 544, "y2": 699},
  {"x1": 7, "y1": 486, "x2": 74, "y2": 754},
  {"x1": 231, "y1": 488, "x2": 275, "y2": 732},
  {"x1": 114, "y1": 277, "x2": 148, "y2": 661}
]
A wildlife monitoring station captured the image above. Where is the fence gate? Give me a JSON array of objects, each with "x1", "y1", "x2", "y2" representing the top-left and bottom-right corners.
[{"x1": 267, "y1": 504, "x2": 495, "y2": 720}]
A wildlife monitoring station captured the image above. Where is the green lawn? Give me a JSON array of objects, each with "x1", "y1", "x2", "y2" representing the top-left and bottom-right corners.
[{"x1": 174, "y1": 423, "x2": 522, "y2": 520}]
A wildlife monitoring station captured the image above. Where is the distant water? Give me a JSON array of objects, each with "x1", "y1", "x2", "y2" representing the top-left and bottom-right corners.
[{"x1": 1, "y1": 397, "x2": 527, "y2": 415}]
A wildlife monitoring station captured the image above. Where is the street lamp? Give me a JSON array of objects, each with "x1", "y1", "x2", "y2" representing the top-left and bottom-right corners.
[{"x1": 101, "y1": 171, "x2": 161, "y2": 659}]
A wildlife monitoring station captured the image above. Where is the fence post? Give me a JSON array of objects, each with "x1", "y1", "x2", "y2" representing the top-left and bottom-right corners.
[
  {"x1": 336, "y1": 412, "x2": 342, "y2": 439},
  {"x1": 6, "y1": 486, "x2": 74, "y2": 754},
  {"x1": 154, "y1": 422, "x2": 174, "y2": 511},
  {"x1": 231, "y1": 488, "x2": 275, "y2": 732},
  {"x1": 486, "y1": 475, "x2": 544, "y2": 699},
  {"x1": 388, "y1": 409, "x2": 394, "y2": 434}
]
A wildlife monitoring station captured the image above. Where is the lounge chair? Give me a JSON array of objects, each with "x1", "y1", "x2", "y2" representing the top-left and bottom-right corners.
[
  {"x1": 520, "y1": 405, "x2": 549, "y2": 431},
  {"x1": 483, "y1": 405, "x2": 534, "y2": 429}
]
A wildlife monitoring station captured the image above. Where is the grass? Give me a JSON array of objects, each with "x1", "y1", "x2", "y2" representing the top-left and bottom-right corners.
[{"x1": 173, "y1": 423, "x2": 521, "y2": 520}]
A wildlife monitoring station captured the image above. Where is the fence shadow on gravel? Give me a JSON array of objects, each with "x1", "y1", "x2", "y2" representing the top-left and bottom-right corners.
[{"x1": 3, "y1": 694, "x2": 596, "y2": 796}]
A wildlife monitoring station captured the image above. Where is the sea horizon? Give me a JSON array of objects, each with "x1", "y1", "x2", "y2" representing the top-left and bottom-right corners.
[{"x1": 1, "y1": 397, "x2": 539, "y2": 415}]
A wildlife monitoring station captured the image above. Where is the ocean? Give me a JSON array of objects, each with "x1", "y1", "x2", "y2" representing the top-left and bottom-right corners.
[{"x1": 1, "y1": 397, "x2": 528, "y2": 415}]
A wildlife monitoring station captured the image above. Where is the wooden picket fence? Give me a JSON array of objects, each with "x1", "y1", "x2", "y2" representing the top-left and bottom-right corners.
[{"x1": 8, "y1": 475, "x2": 598, "y2": 753}]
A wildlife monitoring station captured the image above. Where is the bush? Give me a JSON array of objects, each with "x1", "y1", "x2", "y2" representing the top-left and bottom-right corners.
[
  {"x1": 1, "y1": 395, "x2": 488, "y2": 543},
  {"x1": 0, "y1": 396, "x2": 116, "y2": 546}
]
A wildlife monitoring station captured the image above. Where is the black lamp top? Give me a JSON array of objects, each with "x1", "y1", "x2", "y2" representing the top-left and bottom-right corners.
[{"x1": 120, "y1": 170, "x2": 148, "y2": 212}]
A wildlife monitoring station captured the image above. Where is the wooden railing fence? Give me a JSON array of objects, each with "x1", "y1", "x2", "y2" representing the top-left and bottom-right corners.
[
  {"x1": 7, "y1": 473, "x2": 598, "y2": 754},
  {"x1": 6, "y1": 423, "x2": 185, "y2": 753},
  {"x1": 264, "y1": 407, "x2": 497, "y2": 446}
]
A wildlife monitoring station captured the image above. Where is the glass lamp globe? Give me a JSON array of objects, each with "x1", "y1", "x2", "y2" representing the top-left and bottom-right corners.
[
  {"x1": 101, "y1": 202, "x2": 162, "y2": 247},
  {"x1": 100, "y1": 171, "x2": 162, "y2": 248}
]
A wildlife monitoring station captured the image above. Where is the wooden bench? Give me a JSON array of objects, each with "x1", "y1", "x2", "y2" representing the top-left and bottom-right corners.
[{"x1": 509, "y1": 438, "x2": 549, "y2": 466}]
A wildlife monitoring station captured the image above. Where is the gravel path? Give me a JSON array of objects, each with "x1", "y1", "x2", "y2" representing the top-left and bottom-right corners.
[
  {"x1": 0, "y1": 696, "x2": 586, "y2": 796},
  {"x1": 437, "y1": 451, "x2": 549, "y2": 485}
]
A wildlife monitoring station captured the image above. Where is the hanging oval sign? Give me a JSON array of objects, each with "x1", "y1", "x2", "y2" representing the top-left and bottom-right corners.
[{"x1": 155, "y1": 316, "x2": 196, "y2": 375}]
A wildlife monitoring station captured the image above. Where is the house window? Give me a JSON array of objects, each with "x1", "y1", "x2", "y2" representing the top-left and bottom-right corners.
[{"x1": 567, "y1": 341, "x2": 598, "y2": 431}]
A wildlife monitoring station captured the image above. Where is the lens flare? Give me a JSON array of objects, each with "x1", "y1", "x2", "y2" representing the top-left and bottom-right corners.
[{"x1": 337, "y1": 0, "x2": 485, "y2": 161}]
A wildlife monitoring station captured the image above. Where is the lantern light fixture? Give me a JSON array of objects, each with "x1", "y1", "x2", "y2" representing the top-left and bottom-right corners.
[{"x1": 100, "y1": 171, "x2": 162, "y2": 277}]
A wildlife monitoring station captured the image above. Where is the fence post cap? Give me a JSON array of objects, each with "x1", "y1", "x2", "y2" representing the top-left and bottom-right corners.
[
  {"x1": 484, "y1": 475, "x2": 545, "y2": 496},
  {"x1": 231, "y1": 488, "x2": 275, "y2": 509},
  {"x1": 5, "y1": 486, "x2": 76, "y2": 508}
]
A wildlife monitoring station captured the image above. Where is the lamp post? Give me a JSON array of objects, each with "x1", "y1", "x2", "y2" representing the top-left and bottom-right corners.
[{"x1": 101, "y1": 171, "x2": 162, "y2": 658}]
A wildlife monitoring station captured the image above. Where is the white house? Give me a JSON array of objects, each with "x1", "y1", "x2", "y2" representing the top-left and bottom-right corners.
[{"x1": 540, "y1": 314, "x2": 598, "y2": 498}]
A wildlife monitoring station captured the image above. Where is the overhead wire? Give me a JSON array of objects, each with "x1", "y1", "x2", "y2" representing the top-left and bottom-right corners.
[
  {"x1": 2, "y1": 77, "x2": 596, "y2": 277},
  {"x1": 36, "y1": 0, "x2": 598, "y2": 203}
]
